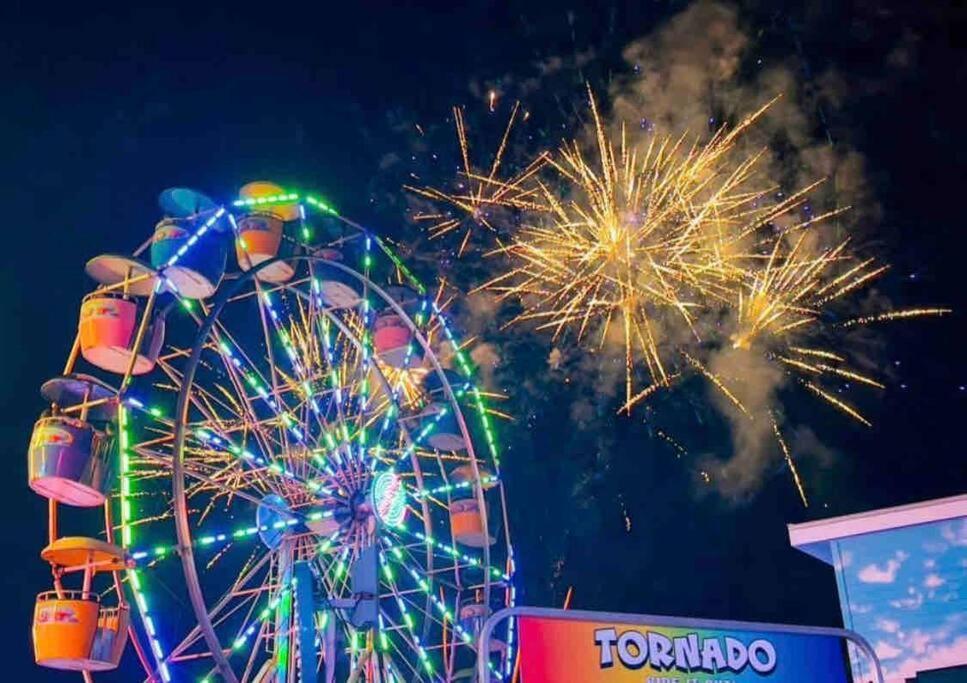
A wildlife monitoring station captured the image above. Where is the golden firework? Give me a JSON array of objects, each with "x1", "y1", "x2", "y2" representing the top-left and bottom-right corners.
[
  {"x1": 727, "y1": 231, "x2": 948, "y2": 420},
  {"x1": 416, "y1": 87, "x2": 950, "y2": 505},
  {"x1": 699, "y1": 230, "x2": 948, "y2": 504},
  {"x1": 476, "y1": 90, "x2": 829, "y2": 409},
  {"x1": 406, "y1": 102, "x2": 547, "y2": 255}
]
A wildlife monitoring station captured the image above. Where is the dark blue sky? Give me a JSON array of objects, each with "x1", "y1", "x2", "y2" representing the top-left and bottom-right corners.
[{"x1": 2, "y1": 1, "x2": 965, "y2": 680}]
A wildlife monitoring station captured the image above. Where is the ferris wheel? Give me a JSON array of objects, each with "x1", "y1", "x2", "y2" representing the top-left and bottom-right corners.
[{"x1": 27, "y1": 182, "x2": 517, "y2": 682}]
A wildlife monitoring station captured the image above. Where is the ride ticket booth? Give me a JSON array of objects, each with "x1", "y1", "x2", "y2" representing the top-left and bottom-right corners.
[{"x1": 789, "y1": 494, "x2": 967, "y2": 683}]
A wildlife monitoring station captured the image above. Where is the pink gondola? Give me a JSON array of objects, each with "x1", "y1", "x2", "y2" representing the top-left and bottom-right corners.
[{"x1": 77, "y1": 291, "x2": 164, "y2": 375}]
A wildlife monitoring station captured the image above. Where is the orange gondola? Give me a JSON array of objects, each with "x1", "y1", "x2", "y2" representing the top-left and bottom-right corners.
[
  {"x1": 234, "y1": 181, "x2": 301, "y2": 283},
  {"x1": 77, "y1": 291, "x2": 164, "y2": 375},
  {"x1": 33, "y1": 537, "x2": 131, "y2": 672}
]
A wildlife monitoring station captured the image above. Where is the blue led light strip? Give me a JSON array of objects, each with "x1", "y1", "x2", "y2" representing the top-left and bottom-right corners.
[
  {"x1": 123, "y1": 396, "x2": 321, "y2": 494},
  {"x1": 411, "y1": 475, "x2": 499, "y2": 499},
  {"x1": 154, "y1": 207, "x2": 227, "y2": 295},
  {"x1": 392, "y1": 526, "x2": 510, "y2": 582}
]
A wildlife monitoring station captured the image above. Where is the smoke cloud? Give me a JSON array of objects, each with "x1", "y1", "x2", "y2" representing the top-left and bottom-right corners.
[
  {"x1": 609, "y1": 0, "x2": 878, "y2": 234},
  {"x1": 699, "y1": 347, "x2": 785, "y2": 502},
  {"x1": 594, "y1": 0, "x2": 887, "y2": 500}
]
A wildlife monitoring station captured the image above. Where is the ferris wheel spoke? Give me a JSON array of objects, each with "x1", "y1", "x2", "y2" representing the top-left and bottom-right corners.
[
  {"x1": 250, "y1": 281, "x2": 296, "y2": 461},
  {"x1": 184, "y1": 445, "x2": 286, "y2": 501},
  {"x1": 166, "y1": 543, "x2": 279, "y2": 662},
  {"x1": 207, "y1": 316, "x2": 300, "y2": 454},
  {"x1": 238, "y1": 619, "x2": 269, "y2": 683},
  {"x1": 155, "y1": 364, "x2": 282, "y2": 476},
  {"x1": 257, "y1": 283, "x2": 313, "y2": 385},
  {"x1": 316, "y1": 544, "x2": 354, "y2": 598},
  {"x1": 374, "y1": 548, "x2": 445, "y2": 682},
  {"x1": 373, "y1": 365, "x2": 422, "y2": 446},
  {"x1": 378, "y1": 619, "x2": 432, "y2": 682},
  {"x1": 199, "y1": 592, "x2": 261, "y2": 653},
  {"x1": 376, "y1": 441, "x2": 439, "y2": 589},
  {"x1": 134, "y1": 445, "x2": 296, "y2": 511},
  {"x1": 311, "y1": 314, "x2": 358, "y2": 457},
  {"x1": 369, "y1": 618, "x2": 432, "y2": 683},
  {"x1": 381, "y1": 534, "x2": 459, "y2": 628},
  {"x1": 252, "y1": 293, "x2": 317, "y2": 455},
  {"x1": 386, "y1": 527, "x2": 478, "y2": 584},
  {"x1": 194, "y1": 340, "x2": 282, "y2": 469},
  {"x1": 301, "y1": 266, "x2": 343, "y2": 446},
  {"x1": 172, "y1": 353, "x2": 331, "y2": 498},
  {"x1": 156, "y1": 357, "x2": 244, "y2": 433}
]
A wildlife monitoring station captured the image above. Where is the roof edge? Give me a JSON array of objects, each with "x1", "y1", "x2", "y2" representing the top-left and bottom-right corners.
[{"x1": 788, "y1": 493, "x2": 967, "y2": 559}]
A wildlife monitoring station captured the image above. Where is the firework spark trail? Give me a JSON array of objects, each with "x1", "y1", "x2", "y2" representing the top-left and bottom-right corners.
[
  {"x1": 723, "y1": 229, "x2": 941, "y2": 431},
  {"x1": 840, "y1": 308, "x2": 951, "y2": 328},
  {"x1": 655, "y1": 428, "x2": 688, "y2": 458},
  {"x1": 770, "y1": 413, "x2": 807, "y2": 506},
  {"x1": 802, "y1": 381, "x2": 872, "y2": 427},
  {"x1": 405, "y1": 102, "x2": 548, "y2": 255},
  {"x1": 682, "y1": 352, "x2": 750, "y2": 418},
  {"x1": 619, "y1": 373, "x2": 679, "y2": 415}
]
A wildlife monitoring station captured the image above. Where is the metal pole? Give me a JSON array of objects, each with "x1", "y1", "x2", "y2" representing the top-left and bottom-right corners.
[
  {"x1": 62, "y1": 332, "x2": 81, "y2": 375},
  {"x1": 48, "y1": 498, "x2": 66, "y2": 599},
  {"x1": 48, "y1": 498, "x2": 58, "y2": 545},
  {"x1": 119, "y1": 289, "x2": 157, "y2": 393}
]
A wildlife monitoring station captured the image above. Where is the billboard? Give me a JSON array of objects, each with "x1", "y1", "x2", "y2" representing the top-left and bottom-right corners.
[
  {"x1": 480, "y1": 608, "x2": 883, "y2": 683},
  {"x1": 789, "y1": 495, "x2": 967, "y2": 682},
  {"x1": 831, "y1": 521, "x2": 967, "y2": 683}
]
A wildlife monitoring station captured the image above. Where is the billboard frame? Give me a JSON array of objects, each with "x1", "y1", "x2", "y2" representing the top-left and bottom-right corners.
[{"x1": 478, "y1": 606, "x2": 884, "y2": 683}]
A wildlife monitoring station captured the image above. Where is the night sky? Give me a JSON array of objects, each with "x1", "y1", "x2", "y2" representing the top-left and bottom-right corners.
[{"x1": 2, "y1": 1, "x2": 966, "y2": 680}]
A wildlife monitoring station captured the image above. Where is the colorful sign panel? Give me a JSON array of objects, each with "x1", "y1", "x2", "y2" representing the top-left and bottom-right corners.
[{"x1": 517, "y1": 614, "x2": 856, "y2": 683}]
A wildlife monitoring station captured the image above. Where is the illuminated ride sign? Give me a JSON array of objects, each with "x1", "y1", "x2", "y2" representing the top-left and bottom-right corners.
[
  {"x1": 370, "y1": 470, "x2": 407, "y2": 528},
  {"x1": 478, "y1": 607, "x2": 884, "y2": 683}
]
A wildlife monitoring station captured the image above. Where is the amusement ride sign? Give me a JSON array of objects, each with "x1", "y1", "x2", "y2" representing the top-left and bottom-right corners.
[{"x1": 478, "y1": 607, "x2": 884, "y2": 683}]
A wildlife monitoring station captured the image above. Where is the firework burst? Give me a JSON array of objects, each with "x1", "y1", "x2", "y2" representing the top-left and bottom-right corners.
[
  {"x1": 706, "y1": 231, "x2": 948, "y2": 503},
  {"x1": 474, "y1": 89, "x2": 843, "y2": 410},
  {"x1": 415, "y1": 87, "x2": 950, "y2": 504}
]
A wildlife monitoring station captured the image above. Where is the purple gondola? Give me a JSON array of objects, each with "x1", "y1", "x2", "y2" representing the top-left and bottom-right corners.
[{"x1": 28, "y1": 375, "x2": 116, "y2": 507}]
